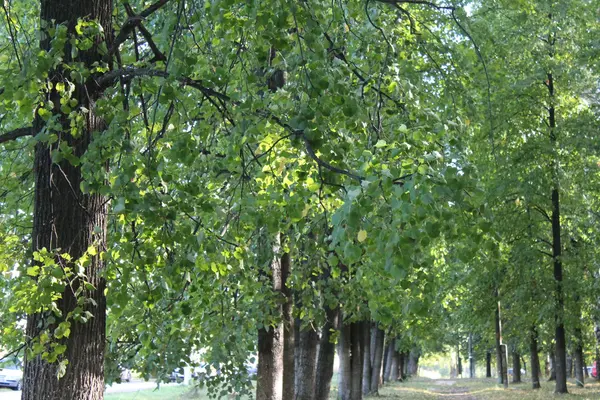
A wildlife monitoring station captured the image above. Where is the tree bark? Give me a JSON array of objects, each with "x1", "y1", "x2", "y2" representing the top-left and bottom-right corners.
[
  {"x1": 548, "y1": 350, "x2": 556, "y2": 381},
  {"x1": 362, "y1": 322, "x2": 372, "y2": 395},
  {"x1": 350, "y1": 322, "x2": 363, "y2": 400},
  {"x1": 390, "y1": 351, "x2": 400, "y2": 381},
  {"x1": 494, "y1": 298, "x2": 504, "y2": 384},
  {"x1": 23, "y1": 1, "x2": 112, "y2": 399},
  {"x1": 574, "y1": 327, "x2": 584, "y2": 387},
  {"x1": 314, "y1": 306, "x2": 338, "y2": 400},
  {"x1": 369, "y1": 327, "x2": 385, "y2": 393},
  {"x1": 566, "y1": 353, "x2": 573, "y2": 379},
  {"x1": 398, "y1": 352, "x2": 406, "y2": 381},
  {"x1": 408, "y1": 348, "x2": 420, "y2": 377},
  {"x1": 486, "y1": 351, "x2": 492, "y2": 378},
  {"x1": 281, "y1": 249, "x2": 295, "y2": 400},
  {"x1": 512, "y1": 351, "x2": 521, "y2": 383},
  {"x1": 256, "y1": 236, "x2": 285, "y2": 400},
  {"x1": 383, "y1": 339, "x2": 395, "y2": 382},
  {"x1": 530, "y1": 327, "x2": 541, "y2": 389},
  {"x1": 294, "y1": 326, "x2": 319, "y2": 400}
]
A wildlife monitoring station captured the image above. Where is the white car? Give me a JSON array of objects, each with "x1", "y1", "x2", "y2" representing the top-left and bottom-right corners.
[{"x1": 0, "y1": 366, "x2": 23, "y2": 391}]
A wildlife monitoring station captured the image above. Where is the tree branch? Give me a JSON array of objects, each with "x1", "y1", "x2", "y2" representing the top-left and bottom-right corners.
[{"x1": 0, "y1": 127, "x2": 32, "y2": 144}]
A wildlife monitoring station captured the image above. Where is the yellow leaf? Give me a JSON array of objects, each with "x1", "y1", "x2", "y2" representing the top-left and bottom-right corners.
[{"x1": 357, "y1": 230, "x2": 367, "y2": 242}]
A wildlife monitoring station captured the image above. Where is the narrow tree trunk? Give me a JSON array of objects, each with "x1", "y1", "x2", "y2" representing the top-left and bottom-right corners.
[
  {"x1": 398, "y1": 352, "x2": 406, "y2": 381},
  {"x1": 294, "y1": 327, "x2": 319, "y2": 399},
  {"x1": 23, "y1": 1, "x2": 113, "y2": 399},
  {"x1": 338, "y1": 323, "x2": 352, "y2": 400},
  {"x1": 362, "y1": 322, "x2": 372, "y2": 395},
  {"x1": 530, "y1": 327, "x2": 541, "y2": 389},
  {"x1": 512, "y1": 351, "x2": 522, "y2": 383},
  {"x1": 369, "y1": 327, "x2": 385, "y2": 393},
  {"x1": 486, "y1": 351, "x2": 492, "y2": 378},
  {"x1": 314, "y1": 307, "x2": 338, "y2": 400},
  {"x1": 574, "y1": 343, "x2": 584, "y2": 387},
  {"x1": 546, "y1": 70, "x2": 568, "y2": 394},
  {"x1": 350, "y1": 322, "x2": 363, "y2": 400},
  {"x1": 566, "y1": 353, "x2": 573, "y2": 379},
  {"x1": 468, "y1": 334, "x2": 475, "y2": 378},
  {"x1": 390, "y1": 351, "x2": 400, "y2": 381},
  {"x1": 548, "y1": 350, "x2": 556, "y2": 381},
  {"x1": 383, "y1": 339, "x2": 395, "y2": 382},
  {"x1": 281, "y1": 249, "x2": 295, "y2": 400},
  {"x1": 256, "y1": 236, "x2": 285, "y2": 400},
  {"x1": 494, "y1": 298, "x2": 504, "y2": 384}
]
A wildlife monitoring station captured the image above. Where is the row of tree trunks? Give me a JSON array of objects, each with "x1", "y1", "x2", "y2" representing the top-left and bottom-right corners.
[{"x1": 314, "y1": 305, "x2": 338, "y2": 400}]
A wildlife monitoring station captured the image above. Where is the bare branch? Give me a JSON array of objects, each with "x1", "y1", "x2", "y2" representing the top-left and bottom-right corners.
[
  {"x1": 0, "y1": 127, "x2": 32, "y2": 144},
  {"x1": 109, "y1": 0, "x2": 173, "y2": 57}
]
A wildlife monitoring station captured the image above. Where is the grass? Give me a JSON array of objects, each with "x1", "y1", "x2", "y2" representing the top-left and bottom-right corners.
[{"x1": 103, "y1": 377, "x2": 600, "y2": 399}]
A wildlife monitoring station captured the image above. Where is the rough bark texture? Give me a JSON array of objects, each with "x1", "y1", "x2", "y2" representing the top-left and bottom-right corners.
[
  {"x1": 23, "y1": 1, "x2": 112, "y2": 399},
  {"x1": 486, "y1": 351, "x2": 492, "y2": 378},
  {"x1": 512, "y1": 351, "x2": 522, "y2": 383},
  {"x1": 314, "y1": 307, "x2": 338, "y2": 400},
  {"x1": 294, "y1": 326, "x2": 319, "y2": 400},
  {"x1": 256, "y1": 236, "x2": 285, "y2": 400},
  {"x1": 281, "y1": 250, "x2": 295, "y2": 400},
  {"x1": 362, "y1": 322, "x2": 372, "y2": 395},
  {"x1": 530, "y1": 328, "x2": 541, "y2": 389},
  {"x1": 369, "y1": 327, "x2": 385, "y2": 393}
]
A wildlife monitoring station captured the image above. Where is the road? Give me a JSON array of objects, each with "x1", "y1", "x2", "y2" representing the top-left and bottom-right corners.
[{"x1": 0, "y1": 380, "x2": 179, "y2": 399}]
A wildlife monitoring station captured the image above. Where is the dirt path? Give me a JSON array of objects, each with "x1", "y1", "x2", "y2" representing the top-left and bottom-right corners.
[{"x1": 426, "y1": 379, "x2": 479, "y2": 399}]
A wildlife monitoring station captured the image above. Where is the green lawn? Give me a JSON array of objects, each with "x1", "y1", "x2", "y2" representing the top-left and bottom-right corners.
[{"x1": 104, "y1": 377, "x2": 600, "y2": 399}]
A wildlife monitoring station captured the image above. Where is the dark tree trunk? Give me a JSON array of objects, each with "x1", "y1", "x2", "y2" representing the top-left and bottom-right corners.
[
  {"x1": 362, "y1": 322, "x2": 372, "y2": 395},
  {"x1": 383, "y1": 339, "x2": 395, "y2": 382},
  {"x1": 350, "y1": 322, "x2": 363, "y2": 400},
  {"x1": 574, "y1": 326, "x2": 584, "y2": 387},
  {"x1": 530, "y1": 327, "x2": 541, "y2": 389},
  {"x1": 546, "y1": 71, "x2": 568, "y2": 394},
  {"x1": 257, "y1": 236, "x2": 285, "y2": 400},
  {"x1": 486, "y1": 351, "x2": 492, "y2": 378},
  {"x1": 566, "y1": 353, "x2": 573, "y2": 379},
  {"x1": 512, "y1": 351, "x2": 522, "y2": 383},
  {"x1": 281, "y1": 249, "x2": 295, "y2": 400},
  {"x1": 314, "y1": 306, "x2": 338, "y2": 400},
  {"x1": 398, "y1": 352, "x2": 406, "y2": 381},
  {"x1": 23, "y1": 1, "x2": 113, "y2": 399},
  {"x1": 294, "y1": 326, "x2": 319, "y2": 399},
  {"x1": 369, "y1": 327, "x2": 385, "y2": 393},
  {"x1": 408, "y1": 348, "x2": 420, "y2": 377}
]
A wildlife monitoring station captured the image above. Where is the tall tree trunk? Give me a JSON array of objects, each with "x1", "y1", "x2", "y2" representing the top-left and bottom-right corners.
[
  {"x1": 546, "y1": 70, "x2": 568, "y2": 394},
  {"x1": 281, "y1": 249, "x2": 295, "y2": 400},
  {"x1": 389, "y1": 351, "x2": 400, "y2": 381},
  {"x1": 468, "y1": 334, "x2": 475, "y2": 378},
  {"x1": 338, "y1": 323, "x2": 352, "y2": 400},
  {"x1": 294, "y1": 326, "x2": 319, "y2": 399},
  {"x1": 362, "y1": 322, "x2": 372, "y2": 395},
  {"x1": 398, "y1": 352, "x2": 406, "y2": 381},
  {"x1": 566, "y1": 353, "x2": 573, "y2": 379},
  {"x1": 23, "y1": 1, "x2": 112, "y2": 399},
  {"x1": 548, "y1": 349, "x2": 556, "y2": 381},
  {"x1": 574, "y1": 341, "x2": 584, "y2": 387},
  {"x1": 494, "y1": 297, "x2": 504, "y2": 384},
  {"x1": 530, "y1": 327, "x2": 541, "y2": 389},
  {"x1": 486, "y1": 351, "x2": 492, "y2": 378},
  {"x1": 369, "y1": 326, "x2": 385, "y2": 393},
  {"x1": 512, "y1": 351, "x2": 522, "y2": 383},
  {"x1": 350, "y1": 322, "x2": 363, "y2": 400},
  {"x1": 383, "y1": 339, "x2": 395, "y2": 382},
  {"x1": 257, "y1": 235, "x2": 285, "y2": 400},
  {"x1": 314, "y1": 306, "x2": 338, "y2": 400},
  {"x1": 408, "y1": 348, "x2": 420, "y2": 377}
]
